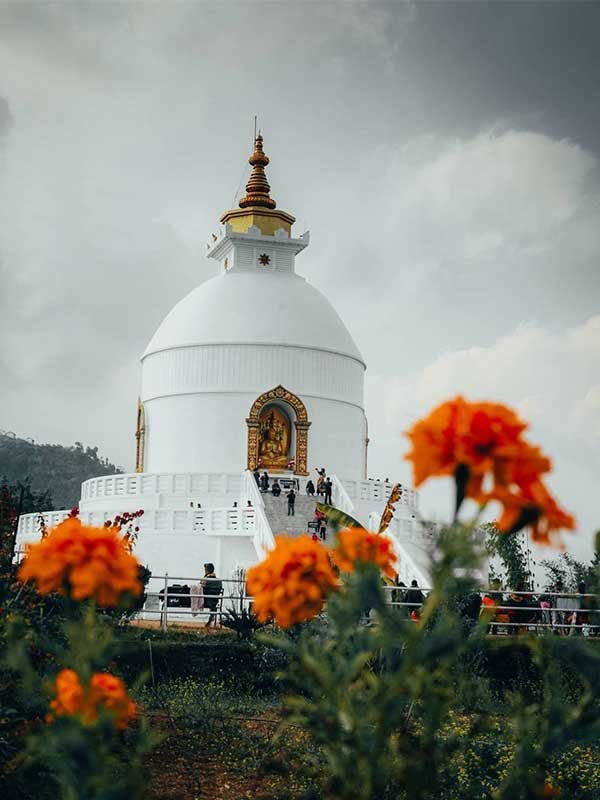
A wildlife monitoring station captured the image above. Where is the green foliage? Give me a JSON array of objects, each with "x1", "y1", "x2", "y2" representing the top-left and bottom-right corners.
[
  {"x1": 113, "y1": 631, "x2": 287, "y2": 692},
  {"x1": 0, "y1": 432, "x2": 121, "y2": 509},
  {"x1": 540, "y1": 552, "x2": 593, "y2": 591},
  {"x1": 2, "y1": 598, "x2": 156, "y2": 800},
  {"x1": 139, "y1": 675, "x2": 277, "y2": 723},
  {"x1": 100, "y1": 565, "x2": 152, "y2": 624},
  {"x1": 0, "y1": 479, "x2": 52, "y2": 571},
  {"x1": 261, "y1": 526, "x2": 600, "y2": 800},
  {"x1": 221, "y1": 605, "x2": 268, "y2": 639},
  {"x1": 484, "y1": 522, "x2": 533, "y2": 589},
  {"x1": 141, "y1": 677, "x2": 318, "y2": 800}
]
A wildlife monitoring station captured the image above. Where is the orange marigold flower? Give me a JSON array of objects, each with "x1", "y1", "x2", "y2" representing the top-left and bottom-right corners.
[
  {"x1": 405, "y1": 396, "x2": 528, "y2": 489},
  {"x1": 492, "y1": 481, "x2": 575, "y2": 546},
  {"x1": 334, "y1": 527, "x2": 397, "y2": 579},
  {"x1": 49, "y1": 669, "x2": 85, "y2": 718},
  {"x1": 493, "y1": 442, "x2": 552, "y2": 489},
  {"x1": 48, "y1": 669, "x2": 137, "y2": 729},
  {"x1": 246, "y1": 534, "x2": 338, "y2": 628},
  {"x1": 88, "y1": 673, "x2": 138, "y2": 729},
  {"x1": 18, "y1": 517, "x2": 142, "y2": 606}
]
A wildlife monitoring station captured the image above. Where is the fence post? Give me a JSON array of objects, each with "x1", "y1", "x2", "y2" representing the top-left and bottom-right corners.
[
  {"x1": 162, "y1": 572, "x2": 168, "y2": 632},
  {"x1": 148, "y1": 639, "x2": 155, "y2": 687}
]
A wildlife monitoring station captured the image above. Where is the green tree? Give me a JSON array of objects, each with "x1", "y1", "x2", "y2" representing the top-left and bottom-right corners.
[
  {"x1": 0, "y1": 433, "x2": 121, "y2": 509},
  {"x1": 540, "y1": 552, "x2": 594, "y2": 592},
  {"x1": 484, "y1": 522, "x2": 532, "y2": 589}
]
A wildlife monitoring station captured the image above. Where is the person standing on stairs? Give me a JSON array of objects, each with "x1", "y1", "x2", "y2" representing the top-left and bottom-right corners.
[
  {"x1": 324, "y1": 477, "x2": 333, "y2": 505},
  {"x1": 287, "y1": 488, "x2": 296, "y2": 516},
  {"x1": 316, "y1": 468, "x2": 326, "y2": 496}
]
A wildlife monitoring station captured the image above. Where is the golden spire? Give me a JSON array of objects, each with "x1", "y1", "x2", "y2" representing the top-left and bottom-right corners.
[
  {"x1": 220, "y1": 132, "x2": 295, "y2": 236},
  {"x1": 239, "y1": 133, "x2": 277, "y2": 210}
]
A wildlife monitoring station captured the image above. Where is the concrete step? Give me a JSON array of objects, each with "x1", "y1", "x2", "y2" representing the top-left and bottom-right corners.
[{"x1": 262, "y1": 492, "x2": 333, "y2": 541}]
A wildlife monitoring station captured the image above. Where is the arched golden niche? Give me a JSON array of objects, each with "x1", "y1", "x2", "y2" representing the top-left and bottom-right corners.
[{"x1": 247, "y1": 385, "x2": 310, "y2": 475}]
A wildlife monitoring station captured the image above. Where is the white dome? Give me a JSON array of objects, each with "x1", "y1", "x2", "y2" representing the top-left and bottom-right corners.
[{"x1": 143, "y1": 270, "x2": 364, "y2": 364}]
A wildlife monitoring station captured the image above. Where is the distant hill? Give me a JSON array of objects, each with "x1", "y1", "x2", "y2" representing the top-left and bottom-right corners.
[{"x1": 0, "y1": 431, "x2": 122, "y2": 510}]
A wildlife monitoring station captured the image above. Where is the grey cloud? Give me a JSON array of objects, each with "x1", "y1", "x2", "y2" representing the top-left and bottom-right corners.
[
  {"x1": 0, "y1": 96, "x2": 12, "y2": 138},
  {"x1": 0, "y1": 1, "x2": 598, "y2": 552}
]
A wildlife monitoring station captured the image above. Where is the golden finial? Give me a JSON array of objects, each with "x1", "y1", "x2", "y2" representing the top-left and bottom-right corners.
[{"x1": 239, "y1": 133, "x2": 277, "y2": 210}]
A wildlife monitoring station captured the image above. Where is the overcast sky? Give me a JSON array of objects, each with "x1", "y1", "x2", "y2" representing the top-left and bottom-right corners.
[{"x1": 1, "y1": 1, "x2": 599, "y2": 557}]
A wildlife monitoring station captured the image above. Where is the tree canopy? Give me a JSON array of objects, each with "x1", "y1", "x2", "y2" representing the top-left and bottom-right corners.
[{"x1": 0, "y1": 432, "x2": 122, "y2": 510}]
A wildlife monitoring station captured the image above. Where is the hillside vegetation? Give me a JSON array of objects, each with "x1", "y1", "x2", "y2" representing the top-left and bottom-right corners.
[{"x1": 0, "y1": 431, "x2": 122, "y2": 510}]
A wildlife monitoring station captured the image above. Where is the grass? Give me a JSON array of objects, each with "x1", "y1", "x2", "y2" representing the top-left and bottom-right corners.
[
  {"x1": 139, "y1": 677, "x2": 319, "y2": 800},
  {"x1": 137, "y1": 676, "x2": 600, "y2": 800}
]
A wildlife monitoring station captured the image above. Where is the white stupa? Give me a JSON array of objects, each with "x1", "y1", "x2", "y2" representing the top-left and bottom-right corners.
[{"x1": 17, "y1": 135, "x2": 429, "y2": 587}]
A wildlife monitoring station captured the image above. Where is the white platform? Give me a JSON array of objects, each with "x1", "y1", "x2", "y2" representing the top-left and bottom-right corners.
[{"x1": 16, "y1": 471, "x2": 425, "y2": 584}]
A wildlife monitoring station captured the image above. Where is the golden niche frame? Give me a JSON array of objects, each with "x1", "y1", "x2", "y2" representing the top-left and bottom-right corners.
[{"x1": 247, "y1": 385, "x2": 311, "y2": 475}]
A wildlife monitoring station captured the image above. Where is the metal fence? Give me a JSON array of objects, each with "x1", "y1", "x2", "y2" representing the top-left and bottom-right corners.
[
  {"x1": 137, "y1": 577, "x2": 600, "y2": 636},
  {"x1": 10, "y1": 550, "x2": 599, "y2": 636}
]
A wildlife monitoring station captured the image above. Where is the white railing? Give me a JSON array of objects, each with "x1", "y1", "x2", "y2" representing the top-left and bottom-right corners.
[
  {"x1": 17, "y1": 509, "x2": 72, "y2": 537},
  {"x1": 340, "y1": 479, "x2": 418, "y2": 510},
  {"x1": 243, "y1": 470, "x2": 276, "y2": 556},
  {"x1": 388, "y1": 537, "x2": 430, "y2": 590},
  {"x1": 17, "y1": 506, "x2": 259, "y2": 539},
  {"x1": 367, "y1": 511, "x2": 430, "y2": 589},
  {"x1": 81, "y1": 472, "x2": 244, "y2": 502},
  {"x1": 368, "y1": 511, "x2": 381, "y2": 531},
  {"x1": 330, "y1": 475, "x2": 355, "y2": 517}
]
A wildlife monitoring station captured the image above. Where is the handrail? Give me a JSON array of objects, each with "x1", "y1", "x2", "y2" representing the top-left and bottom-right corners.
[
  {"x1": 244, "y1": 470, "x2": 275, "y2": 556},
  {"x1": 329, "y1": 474, "x2": 354, "y2": 516}
]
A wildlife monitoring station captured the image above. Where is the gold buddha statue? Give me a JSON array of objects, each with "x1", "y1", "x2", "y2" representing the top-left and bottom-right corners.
[{"x1": 258, "y1": 408, "x2": 290, "y2": 469}]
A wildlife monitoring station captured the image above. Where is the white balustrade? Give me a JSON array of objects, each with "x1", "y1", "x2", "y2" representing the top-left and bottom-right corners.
[
  {"x1": 17, "y1": 510, "x2": 72, "y2": 538},
  {"x1": 243, "y1": 470, "x2": 276, "y2": 556},
  {"x1": 340, "y1": 479, "x2": 418, "y2": 510},
  {"x1": 330, "y1": 474, "x2": 355, "y2": 517},
  {"x1": 80, "y1": 471, "x2": 244, "y2": 502},
  {"x1": 368, "y1": 511, "x2": 430, "y2": 588},
  {"x1": 17, "y1": 505, "x2": 259, "y2": 540}
]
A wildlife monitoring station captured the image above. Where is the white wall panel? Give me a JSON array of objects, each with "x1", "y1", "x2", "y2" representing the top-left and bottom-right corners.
[
  {"x1": 144, "y1": 392, "x2": 367, "y2": 478},
  {"x1": 141, "y1": 344, "x2": 364, "y2": 407}
]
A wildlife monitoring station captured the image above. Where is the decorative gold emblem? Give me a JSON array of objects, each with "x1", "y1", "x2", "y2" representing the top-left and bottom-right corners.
[
  {"x1": 258, "y1": 253, "x2": 271, "y2": 265},
  {"x1": 247, "y1": 385, "x2": 310, "y2": 475}
]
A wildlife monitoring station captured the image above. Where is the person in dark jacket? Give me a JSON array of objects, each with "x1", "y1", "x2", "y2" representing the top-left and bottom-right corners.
[
  {"x1": 405, "y1": 580, "x2": 425, "y2": 614},
  {"x1": 306, "y1": 479, "x2": 315, "y2": 496},
  {"x1": 287, "y1": 489, "x2": 296, "y2": 516},
  {"x1": 271, "y1": 479, "x2": 281, "y2": 497},
  {"x1": 202, "y1": 562, "x2": 223, "y2": 628},
  {"x1": 392, "y1": 579, "x2": 408, "y2": 618},
  {"x1": 324, "y1": 478, "x2": 333, "y2": 505}
]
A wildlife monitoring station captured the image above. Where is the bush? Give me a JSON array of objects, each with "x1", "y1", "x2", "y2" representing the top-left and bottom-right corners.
[{"x1": 113, "y1": 633, "x2": 288, "y2": 693}]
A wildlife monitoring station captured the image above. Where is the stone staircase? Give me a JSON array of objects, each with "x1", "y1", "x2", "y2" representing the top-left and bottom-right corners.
[{"x1": 262, "y1": 492, "x2": 326, "y2": 539}]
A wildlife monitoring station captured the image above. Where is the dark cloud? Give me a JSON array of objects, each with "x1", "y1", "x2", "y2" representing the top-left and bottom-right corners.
[{"x1": 402, "y1": 1, "x2": 600, "y2": 154}]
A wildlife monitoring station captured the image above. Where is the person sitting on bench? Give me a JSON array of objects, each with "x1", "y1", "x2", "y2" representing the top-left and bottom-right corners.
[{"x1": 202, "y1": 562, "x2": 223, "y2": 627}]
